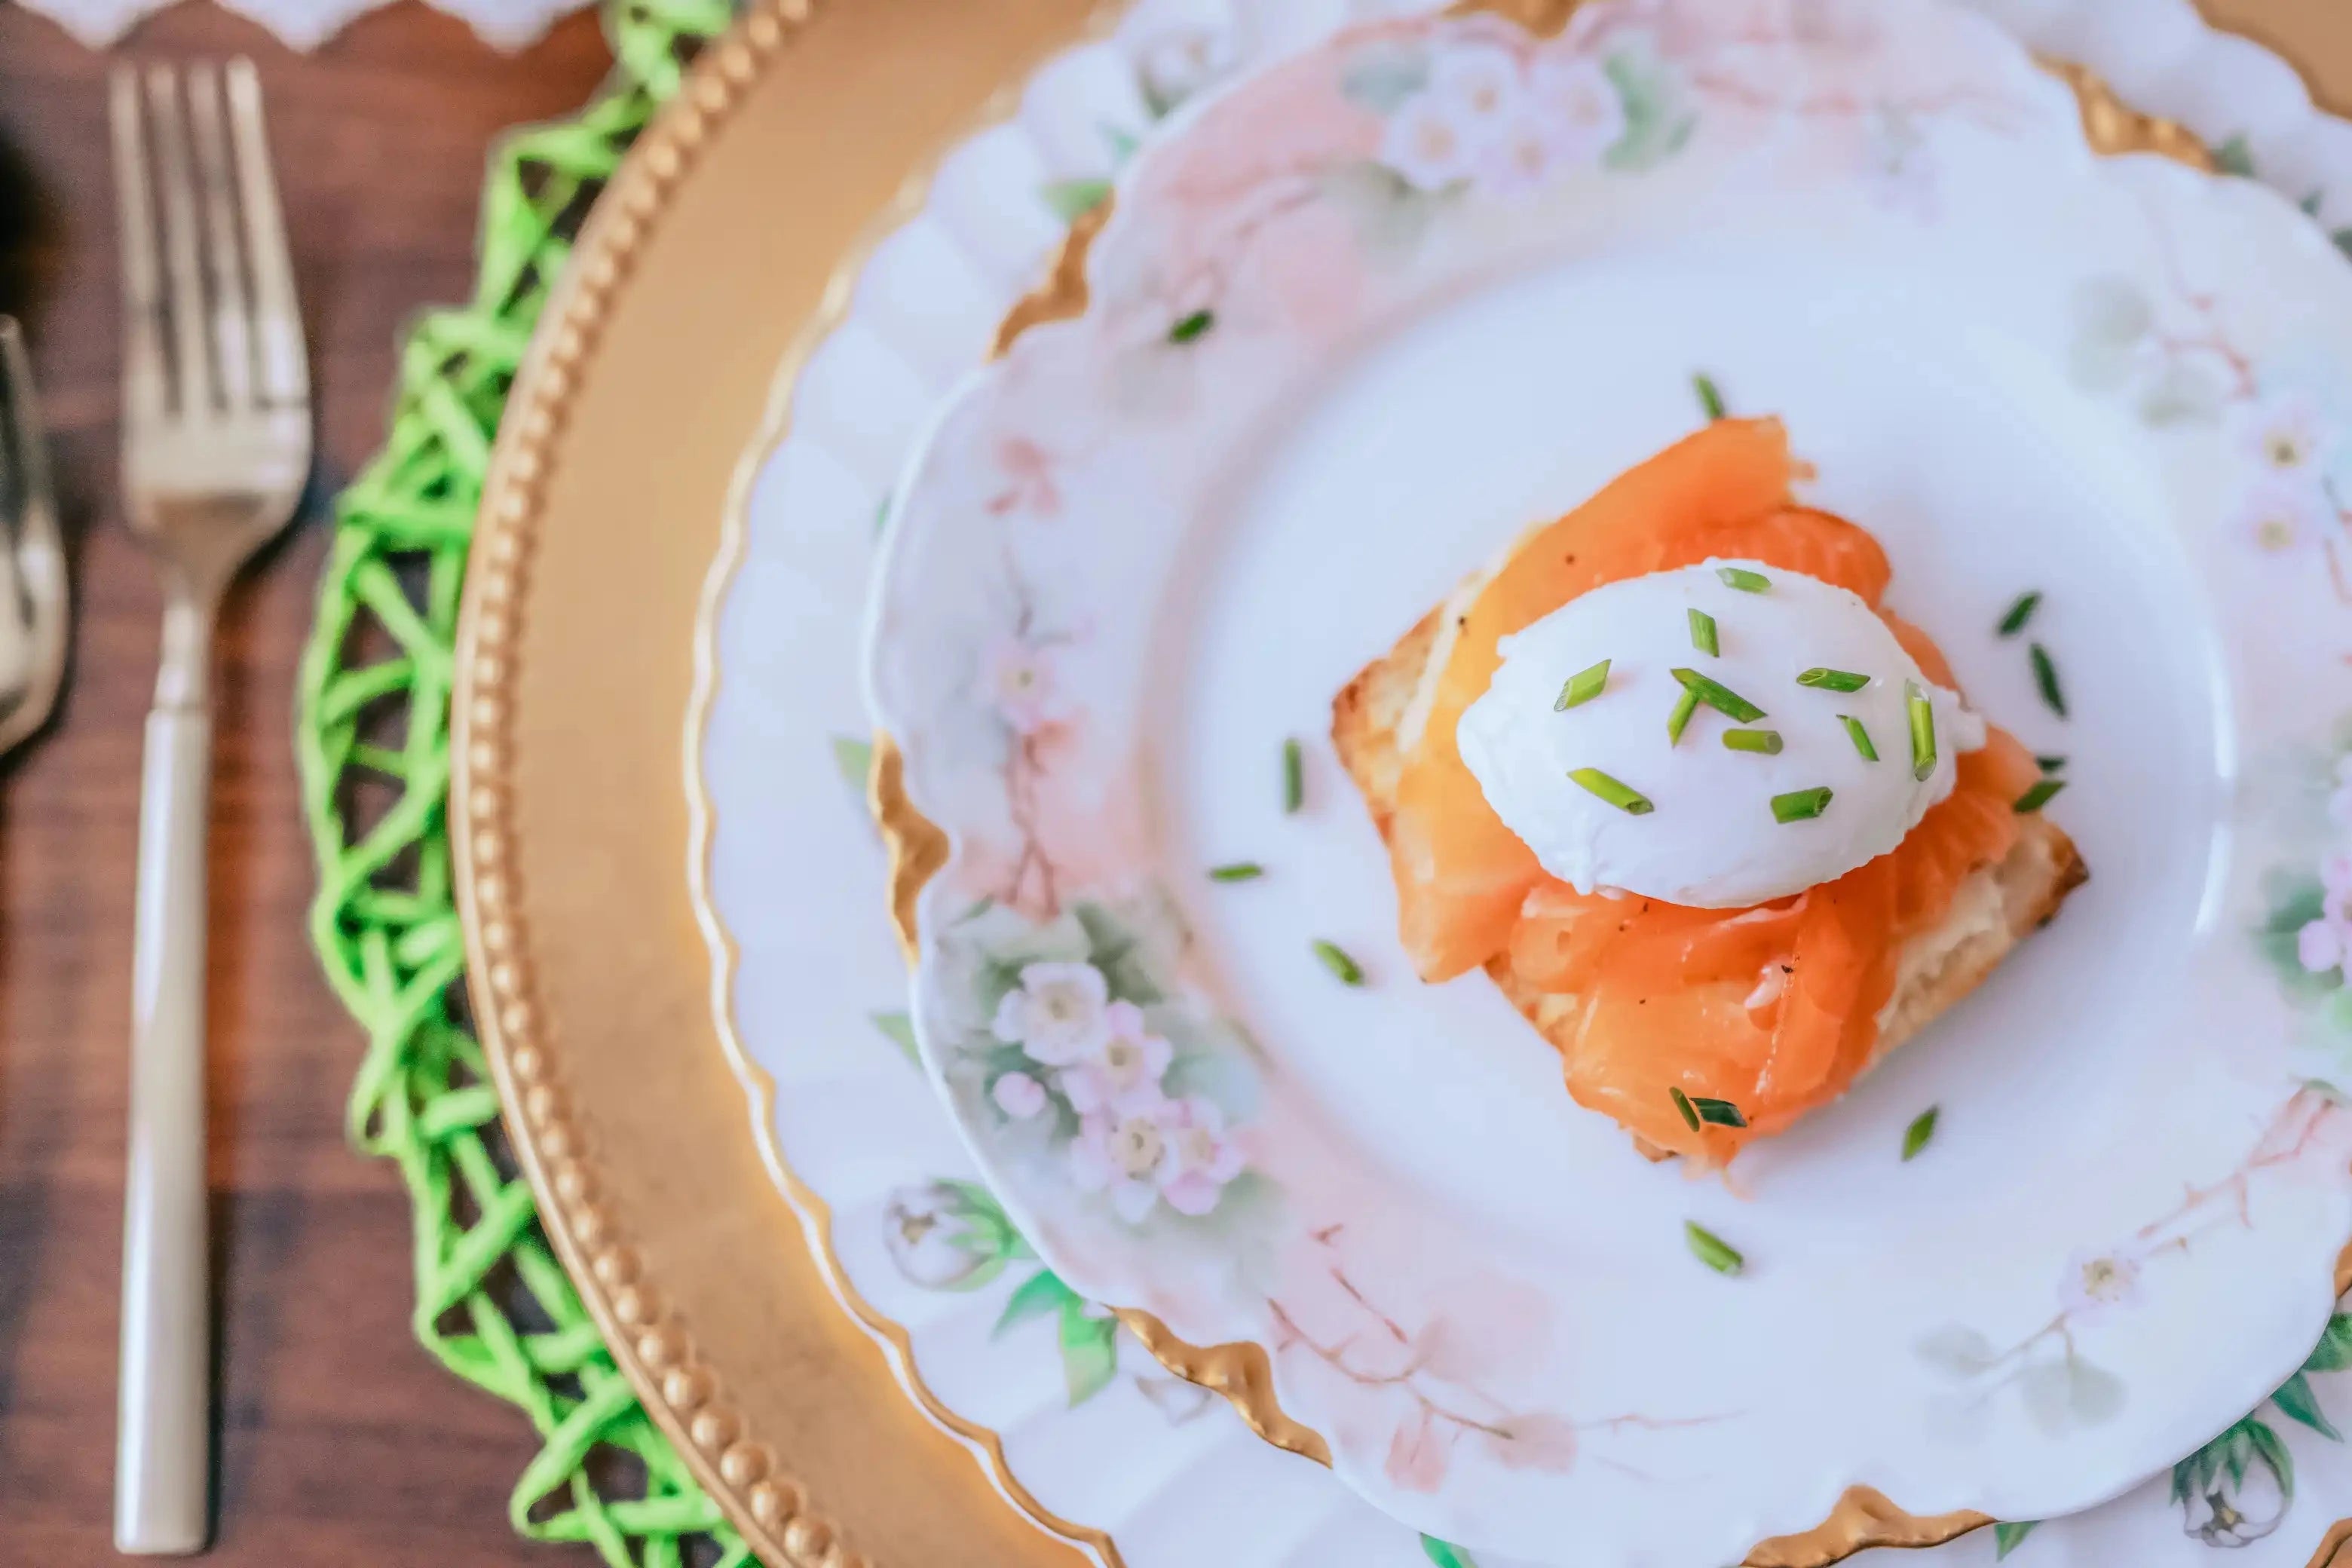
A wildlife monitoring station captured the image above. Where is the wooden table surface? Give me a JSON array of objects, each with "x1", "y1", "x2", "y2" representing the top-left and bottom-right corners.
[{"x1": 0, "y1": 5, "x2": 612, "y2": 1562}]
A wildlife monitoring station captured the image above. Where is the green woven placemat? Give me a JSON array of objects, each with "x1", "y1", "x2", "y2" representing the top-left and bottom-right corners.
[{"x1": 294, "y1": 2, "x2": 739, "y2": 1563}]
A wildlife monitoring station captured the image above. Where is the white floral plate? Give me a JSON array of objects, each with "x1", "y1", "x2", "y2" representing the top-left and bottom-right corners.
[
  {"x1": 861, "y1": 1, "x2": 2352, "y2": 1560},
  {"x1": 700, "y1": 0, "x2": 2352, "y2": 1564}
]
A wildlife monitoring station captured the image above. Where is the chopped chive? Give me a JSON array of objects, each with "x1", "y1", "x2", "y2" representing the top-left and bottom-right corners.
[
  {"x1": 1283, "y1": 738, "x2": 1303, "y2": 813},
  {"x1": 1717, "y1": 566, "x2": 1770, "y2": 593},
  {"x1": 1689, "y1": 608, "x2": 1719, "y2": 657},
  {"x1": 2014, "y1": 778, "x2": 2068, "y2": 813},
  {"x1": 1670, "y1": 1086, "x2": 1701, "y2": 1132},
  {"x1": 1685, "y1": 1220, "x2": 1744, "y2": 1276},
  {"x1": 1902, "y1": 1106, "x2": 1940, "y2": 1161},
  {"x1": 1694, "y1": 372, "x2": 1727, "y2": 421},
  {"x1": 1840, "y1": 715, "x2": 1879, "y2": 761},
  {"x1": 2029, "y1": 642, "x2": 2067, "y2": 718},
  {"x1": 1671, "y1": 668, "x2": 1766, "y2": 723},
  {"x1": 1771, "y1": 786, "x2": 1833, "y2": 823},
  {"x1": 1906, "y1": 681, "x2": 1937, "y2": 782},
  {"x1": 1667, "y1": 687, "x2": 1701, "y2": 746},
  {"x1": 1722, "y1": 727, "x2": 1783, "y2": 755},
  {"x1": 2037, "y1": 754, "x2": 2066, "y2": 773},
  {"x1": 1692, "y1": 1096, "x2": 1747, "y2": 1128},
  {"x1": 1796, "y1": 668, "x2": 1870, "y2": 693},
  {"x1": 1208, "y1": 862, "x2": 1265, "y2": 882},
  {"x1": 1570, "y1": 767, "x2": 1654, "y2": 815},
  {"x1": 1997, "y1": 591, "x2": 2041, "y2": 637},
  {"x1": 1555, "y1": 658, "x2": 1611, "y2": 711},
  {"x1": 1169, "y1": 308, "x2": 1214, "y2": 344},
  {"x1": 1312, "y1": 939, "x2": 1364, "y2": 985}
]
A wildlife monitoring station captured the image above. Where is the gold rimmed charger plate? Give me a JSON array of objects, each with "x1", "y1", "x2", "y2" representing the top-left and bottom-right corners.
[
  {"x1": 449, "y1": 1, "x2": 1110, "y2": 1563},
  {"x1": 451, "y1": 0, "x2": 2352, "y2": 1564}
]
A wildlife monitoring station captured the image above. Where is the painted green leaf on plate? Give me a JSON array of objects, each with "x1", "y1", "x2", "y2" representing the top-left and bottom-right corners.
[
  {"x1": 994, "y1": 1267, "x2": 1080, "y2": 1338},
  {"x1": 2302, "y1": 1312, "x2": 2352, "y2": 1373},
  {"x1": 1042, "y1": 177, "x2": 1113, "y2": 224},
  {"x1": 833, "y1": 733, "x2": 874, "y2": 796},
  {"x1": 1058, "y1": 1298, "x2": 1120, "y2": 1406},
  {"x1": 871, "y1": 1009, "x2": 919, "y2": 1068},
  {"x1": 2270, "y1": 1370, "x2": 2341, "y2": 1441}
]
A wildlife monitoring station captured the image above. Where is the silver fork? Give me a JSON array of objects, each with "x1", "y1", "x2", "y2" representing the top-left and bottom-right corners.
[
  {"x1": 0, "y1": 318, "x2": 67, "y2": 758},
  {"x1": 110, "y1": 59, "x2": 311, "y2": 1557}
]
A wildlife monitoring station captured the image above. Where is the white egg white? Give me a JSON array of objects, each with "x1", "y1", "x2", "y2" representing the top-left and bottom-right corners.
[{"x1": 1456, "y1": 559, "x2": 1985, "y2": 908}]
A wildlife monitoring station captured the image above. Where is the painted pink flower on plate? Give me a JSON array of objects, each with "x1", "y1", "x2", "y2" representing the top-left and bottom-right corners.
[
  {"x1": 1069, "y1": 1092, "x2": 1246, "y2": 1222},
  {"x1": 2237, "y1": 390, "x2": 2332, "y2": 479},
  {"x1": 2231, "y1": 474, "x2": 2336, "y2": 560},
  {"x1": 2060, "y1": 1248, "x2": 2145, "y2": 1321},
  {"x1": 2298, "y1": 851, "x2": 2352, "y2": 975},
  {"x1": 1475, "y1": 107, "x2": 1591, "y2": 200},
  {"x1": 1428, "y1": 39, "x2": 1527, "y2": 131},
  {"x1": 1160, "y1": 1095, "x2": 1248, "y2": 1215},
  {"x1": 979, "y1": 635, "x2": 1079, "y2": 736},
  {"x1": 1382, "y1": 90, "x2": 1480, "y2": 191},
  {"x1": 1527, "y1": 47, "x2": 1625, "y2": 161},
  {"x1": 993, "y1": 1070, "x2": 1051, "y2": 1119},
  {"x1": 1061, "y1": 998, "x2": 1175, "y2": 1116},
  {"x1": 1069, "y1": 1099, "x2": 1178, "y2": 1223},
  {"x1": 993, "y1": 960, "x2": 1113, "y2": 1066},
  {"x1": 985, "y1": 434, "x2": 1062, "y2": 518}
]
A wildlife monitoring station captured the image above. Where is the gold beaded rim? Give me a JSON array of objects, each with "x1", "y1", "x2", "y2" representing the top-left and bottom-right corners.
[{"x1": 452, "y1": 2, "x2": 1116, "y2": 1563}]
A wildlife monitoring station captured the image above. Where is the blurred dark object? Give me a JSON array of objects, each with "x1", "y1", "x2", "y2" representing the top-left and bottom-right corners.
[{"x1": 0, "y1": 121, "x2": 53, "y2": 323}]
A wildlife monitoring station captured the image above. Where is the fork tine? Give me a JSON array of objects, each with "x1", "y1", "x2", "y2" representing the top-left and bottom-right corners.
[
  {"x1": 144, "y1": 66, "x2": 213, "y2": 418},
  {"x1": 224, "y1": 62, "x2": 304, "y2": 408},
  {"x1": 185, "y1": 64, "x2": 253, "y2": 412},
  {"x1": 109, "y1": 67, "x2": 168, "y2": 430}
]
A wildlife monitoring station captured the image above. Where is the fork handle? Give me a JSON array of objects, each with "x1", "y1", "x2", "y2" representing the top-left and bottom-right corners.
[{"x1": 116, "y1": 701, "x2": 213, "y2": 1556}]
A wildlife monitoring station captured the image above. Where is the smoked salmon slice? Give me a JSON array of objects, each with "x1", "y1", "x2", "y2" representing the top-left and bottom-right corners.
[
  {"x1": 1382, "y1": 418, "x2": 2043, "y2": 1162},
  {"x1": 1389, "y1": 420, "x2": 1891, "y2": 982}
]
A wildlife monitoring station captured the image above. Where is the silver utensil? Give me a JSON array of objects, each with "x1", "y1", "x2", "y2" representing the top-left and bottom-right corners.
[
  {"x1": 0, "y1": 317, "x2": 67, "y2": 758},
  {"x1": 109, "y1": 58, "x2": 311, "y2": 1557}
]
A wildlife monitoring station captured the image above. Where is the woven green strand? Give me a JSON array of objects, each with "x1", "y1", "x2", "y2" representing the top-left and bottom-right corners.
[{"x1": 293, "y1": 2, "x2": 744, "y2": 1563}]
